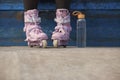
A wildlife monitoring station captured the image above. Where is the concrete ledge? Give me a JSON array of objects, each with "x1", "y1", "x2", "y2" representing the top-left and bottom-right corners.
[{"x1": 0, "y1": 46, "x2": 120, "y2": 80}]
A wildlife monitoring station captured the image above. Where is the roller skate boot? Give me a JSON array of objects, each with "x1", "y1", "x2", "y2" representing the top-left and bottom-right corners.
[
  {"x1": 51, "y1": 9, "x2": 72, "y2": 48},
  {"x1": 23, "y1": 9, "x2": 48, "y2": 48}
]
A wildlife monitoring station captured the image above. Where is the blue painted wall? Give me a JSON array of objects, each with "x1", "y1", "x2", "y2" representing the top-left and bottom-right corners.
[
  {"x1": 0, "y1": 0, "x2": 120, "y2": 46},
  {"x1": 1, "y1": 0, "x2": 120, "y2": 10}
]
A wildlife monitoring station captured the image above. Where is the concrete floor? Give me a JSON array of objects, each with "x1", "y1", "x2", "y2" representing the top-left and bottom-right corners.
[{"x1": 0, "y1": 46, "x2": 120, "y2": 80}]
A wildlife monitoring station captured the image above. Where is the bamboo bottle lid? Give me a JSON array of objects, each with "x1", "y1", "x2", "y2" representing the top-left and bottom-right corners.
[{"x1": 72, "y1": 11, "x2": 85, "y2": 19}]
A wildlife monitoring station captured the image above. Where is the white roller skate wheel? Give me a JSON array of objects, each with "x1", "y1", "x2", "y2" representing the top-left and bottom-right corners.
[
  {"x1": 53, "y1": 40, "x2": 58, "y2": 48},
  {"x1": 28, "y1": 42, "x2": 33, "y2": 48},
  {"x1": 42, "y1": 40, "x2": 47, "y2": 48}
]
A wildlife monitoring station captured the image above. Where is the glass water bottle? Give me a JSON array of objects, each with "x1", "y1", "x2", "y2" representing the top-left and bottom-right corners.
[{"x1": 73, "y1": 11, "x2": 86, "y2": 47}]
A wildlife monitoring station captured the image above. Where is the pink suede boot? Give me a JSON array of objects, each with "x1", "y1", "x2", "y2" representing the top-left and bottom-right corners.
[
  {"x1": 23, "y1": 9, "x2": 48, "y2": 48},
  {"x1": 51, "y1": 9, "x2": 72, "y2": 47}
]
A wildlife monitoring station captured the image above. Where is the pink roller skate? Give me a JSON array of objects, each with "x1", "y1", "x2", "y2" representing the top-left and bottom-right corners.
[
  {"x1": 51, "y1": 9, "x2": 72, "y2": 48},
  {"x1": 23, "y1": 9, "x2": 48, "y2": 48}
]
